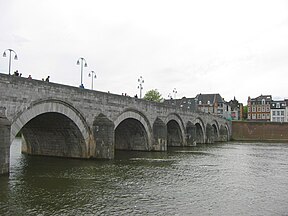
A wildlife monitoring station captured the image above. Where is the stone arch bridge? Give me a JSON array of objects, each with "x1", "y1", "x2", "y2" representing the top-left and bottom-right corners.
[{"x1": 0, "y1": 74, "x2": 231, "y2": 174}]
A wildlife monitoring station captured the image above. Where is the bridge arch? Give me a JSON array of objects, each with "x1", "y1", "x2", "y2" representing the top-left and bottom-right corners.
[
  {"x1": 206, "y1": 120, "x2": 220, "y2": 143},
  {"x1": 211, "y1": 120, "x2": 220, "y2": 136},
  {"x1": 11, "y1": 99, "x2": 90, "y2": 158},
  {"x1": 165, "y1": 113, "x2": 185, "y2": 147},
  {"x1": 114, "y1": 109, "x2": 152, "y2": 151},
  {"x1": 219, "y1": 124, "x2": 230, "y2": 142},
  {"x1": 194, "y1": 118, "x2": 205, "y2": 144}
]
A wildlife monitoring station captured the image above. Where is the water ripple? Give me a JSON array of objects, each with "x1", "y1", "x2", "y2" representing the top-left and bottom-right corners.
[{"x1": 2, "y1": 141, "x2": 288, "y2": 215}]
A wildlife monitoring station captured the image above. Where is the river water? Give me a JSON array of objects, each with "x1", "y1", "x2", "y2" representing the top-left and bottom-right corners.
[{"x1": 1, "y1": 139, "x2": 288, "y2": 216}]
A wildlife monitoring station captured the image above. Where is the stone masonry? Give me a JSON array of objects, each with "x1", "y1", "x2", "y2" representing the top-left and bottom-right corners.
[
  {"x1": 0, "y1": 73, "x2": 231, "y2": 175},
  {"x1": 0, "y1": 107, "x2": 10, "y2": 175}
]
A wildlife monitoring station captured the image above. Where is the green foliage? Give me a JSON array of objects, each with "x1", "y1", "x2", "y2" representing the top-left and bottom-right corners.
[
  {"x1": 243, "y1": 105, "x2": 248, "y2": 120},
  {"x1": 143, "y1": 89, "x2": 163, "y2": 102}
]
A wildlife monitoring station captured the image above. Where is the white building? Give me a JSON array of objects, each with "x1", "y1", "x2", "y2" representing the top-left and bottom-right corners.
[{"x1": 270, "y1": 100, "x2": 286, "y2": 122}]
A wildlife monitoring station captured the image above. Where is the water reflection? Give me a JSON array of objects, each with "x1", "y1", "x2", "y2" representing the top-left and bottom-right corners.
[{"x1": 1, "y1": 139, "x2": 288, "y2": 215}]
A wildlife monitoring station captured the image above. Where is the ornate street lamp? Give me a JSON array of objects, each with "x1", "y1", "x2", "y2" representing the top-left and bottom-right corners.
[
  {"x1": 76, "y1": 57, "x2": 88, "y2": 87},
  {"x1": 2, "y1": 49, "x2": 18, "y2": 75},
  {"x1": 137, "y1": 76, "x2": 144, "y2": 98},
  {"x1": 88, "y1": 70, "x2": 97, "y2": 90}
]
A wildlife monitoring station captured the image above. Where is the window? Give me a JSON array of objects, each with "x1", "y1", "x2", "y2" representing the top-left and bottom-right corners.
[
  {"x1": 281, "y1": 111, "x2": 284, "y2": 116},
  {"x1": 277, "y1": 111, "x2": 280, "y2": 116},
  {"x1": 207, "y1": 100, "x2": 210, "y2": 105},
  {"x1": 262, "y1": 99, "x2": 265, "y2": 105},
  {"x1": 273, "y1": 111, "x2": 276, "y2": 115},
  {"x1": 276, "y1": 103, "x2": 280, "y2": 108}
]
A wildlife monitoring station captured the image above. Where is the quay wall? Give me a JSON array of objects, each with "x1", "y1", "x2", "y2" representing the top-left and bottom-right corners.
[{"x1": 232, "y1": 121, "x2": 288, "y2": 141}]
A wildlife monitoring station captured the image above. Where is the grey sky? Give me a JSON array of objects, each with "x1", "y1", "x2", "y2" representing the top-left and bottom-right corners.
[{"x1": 1, "y1": 0, "x2": 288, "y2": 103}]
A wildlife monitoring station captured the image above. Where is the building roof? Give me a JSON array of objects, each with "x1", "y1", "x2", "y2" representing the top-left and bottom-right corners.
[
  {"x1": 195, "y1": 93, "x2": 224, "y2": 105},
  {"x1": 271, "y1": 100, "x2": 287, "y2": 109},
  {"x1": 229, "y1": 97, "x2": 242, "y2": 110},
  {"x1": 249, "y1": 95, "x2": 272, "y2": 102}
]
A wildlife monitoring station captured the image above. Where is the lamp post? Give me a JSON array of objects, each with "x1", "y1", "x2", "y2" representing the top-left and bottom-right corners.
[
  {"x1": 88, "y1": 70, "x2": 97, "y2": 90},
  {"x1": 173, "y1": 88, "x2": 177, "y2": 99},
  {"x1": 2, "y1": 49, "x2": 18, "y2": 75},
  {"x1": 137, "y1": 76, "x2": 144, "y2": 98},
  {"x1": 76, "y1": 57, "x2": 88, "y2": 87}
]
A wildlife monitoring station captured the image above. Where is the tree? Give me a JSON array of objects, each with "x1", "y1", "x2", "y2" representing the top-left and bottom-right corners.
[
  {"x1": 143, "y1": 89, "x2": 163, "y2": 102},
  {"x1": 242, "y1": 105, "x2": 248, "y2": 120}
]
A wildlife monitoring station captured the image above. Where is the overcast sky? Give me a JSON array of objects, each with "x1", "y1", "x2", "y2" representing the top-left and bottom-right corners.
[{"x1": 1, "y1": 0, "x2": 288, "y2": 104}]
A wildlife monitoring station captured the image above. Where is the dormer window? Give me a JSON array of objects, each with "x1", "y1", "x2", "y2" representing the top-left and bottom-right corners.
[
  {"x1": 276, "y1": 103, "x2": 280, "y2": 108},
  {"x1": 199, "y1": 101, "x2": 202, "y2": 105},
  {"x1": 207, "y1": 100, "x2": 210, "y2": 105},
  {"x1": 262, "y1": 99, "x2": 265, "y2": 105}
]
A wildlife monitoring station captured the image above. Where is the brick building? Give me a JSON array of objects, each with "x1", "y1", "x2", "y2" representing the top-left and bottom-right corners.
[{"x1": 247, "y1": 95, "x2": 272, "y2": 121}]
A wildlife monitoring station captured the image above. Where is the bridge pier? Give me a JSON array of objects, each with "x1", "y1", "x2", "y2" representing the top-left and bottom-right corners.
[
  {"x1": 0, "y1": 108, "x2": 11, "y2": 175},
  {"x1": 152, "y1": 118, "x2": 167, "y2": 151},
  {"x1": 206, "y1": 124, "x2": 214, "y2": 144},
  {"x1": 186, "y1": 122, "x2": 197, "y2": 146},
  {"x1": 93, "y1": 114, "x2": 114, "y2": 159}
]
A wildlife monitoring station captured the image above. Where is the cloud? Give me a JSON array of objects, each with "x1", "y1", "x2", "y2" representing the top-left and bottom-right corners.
[{"x1": 1, "y1": 0, "x2": 288, "y2": 104}]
